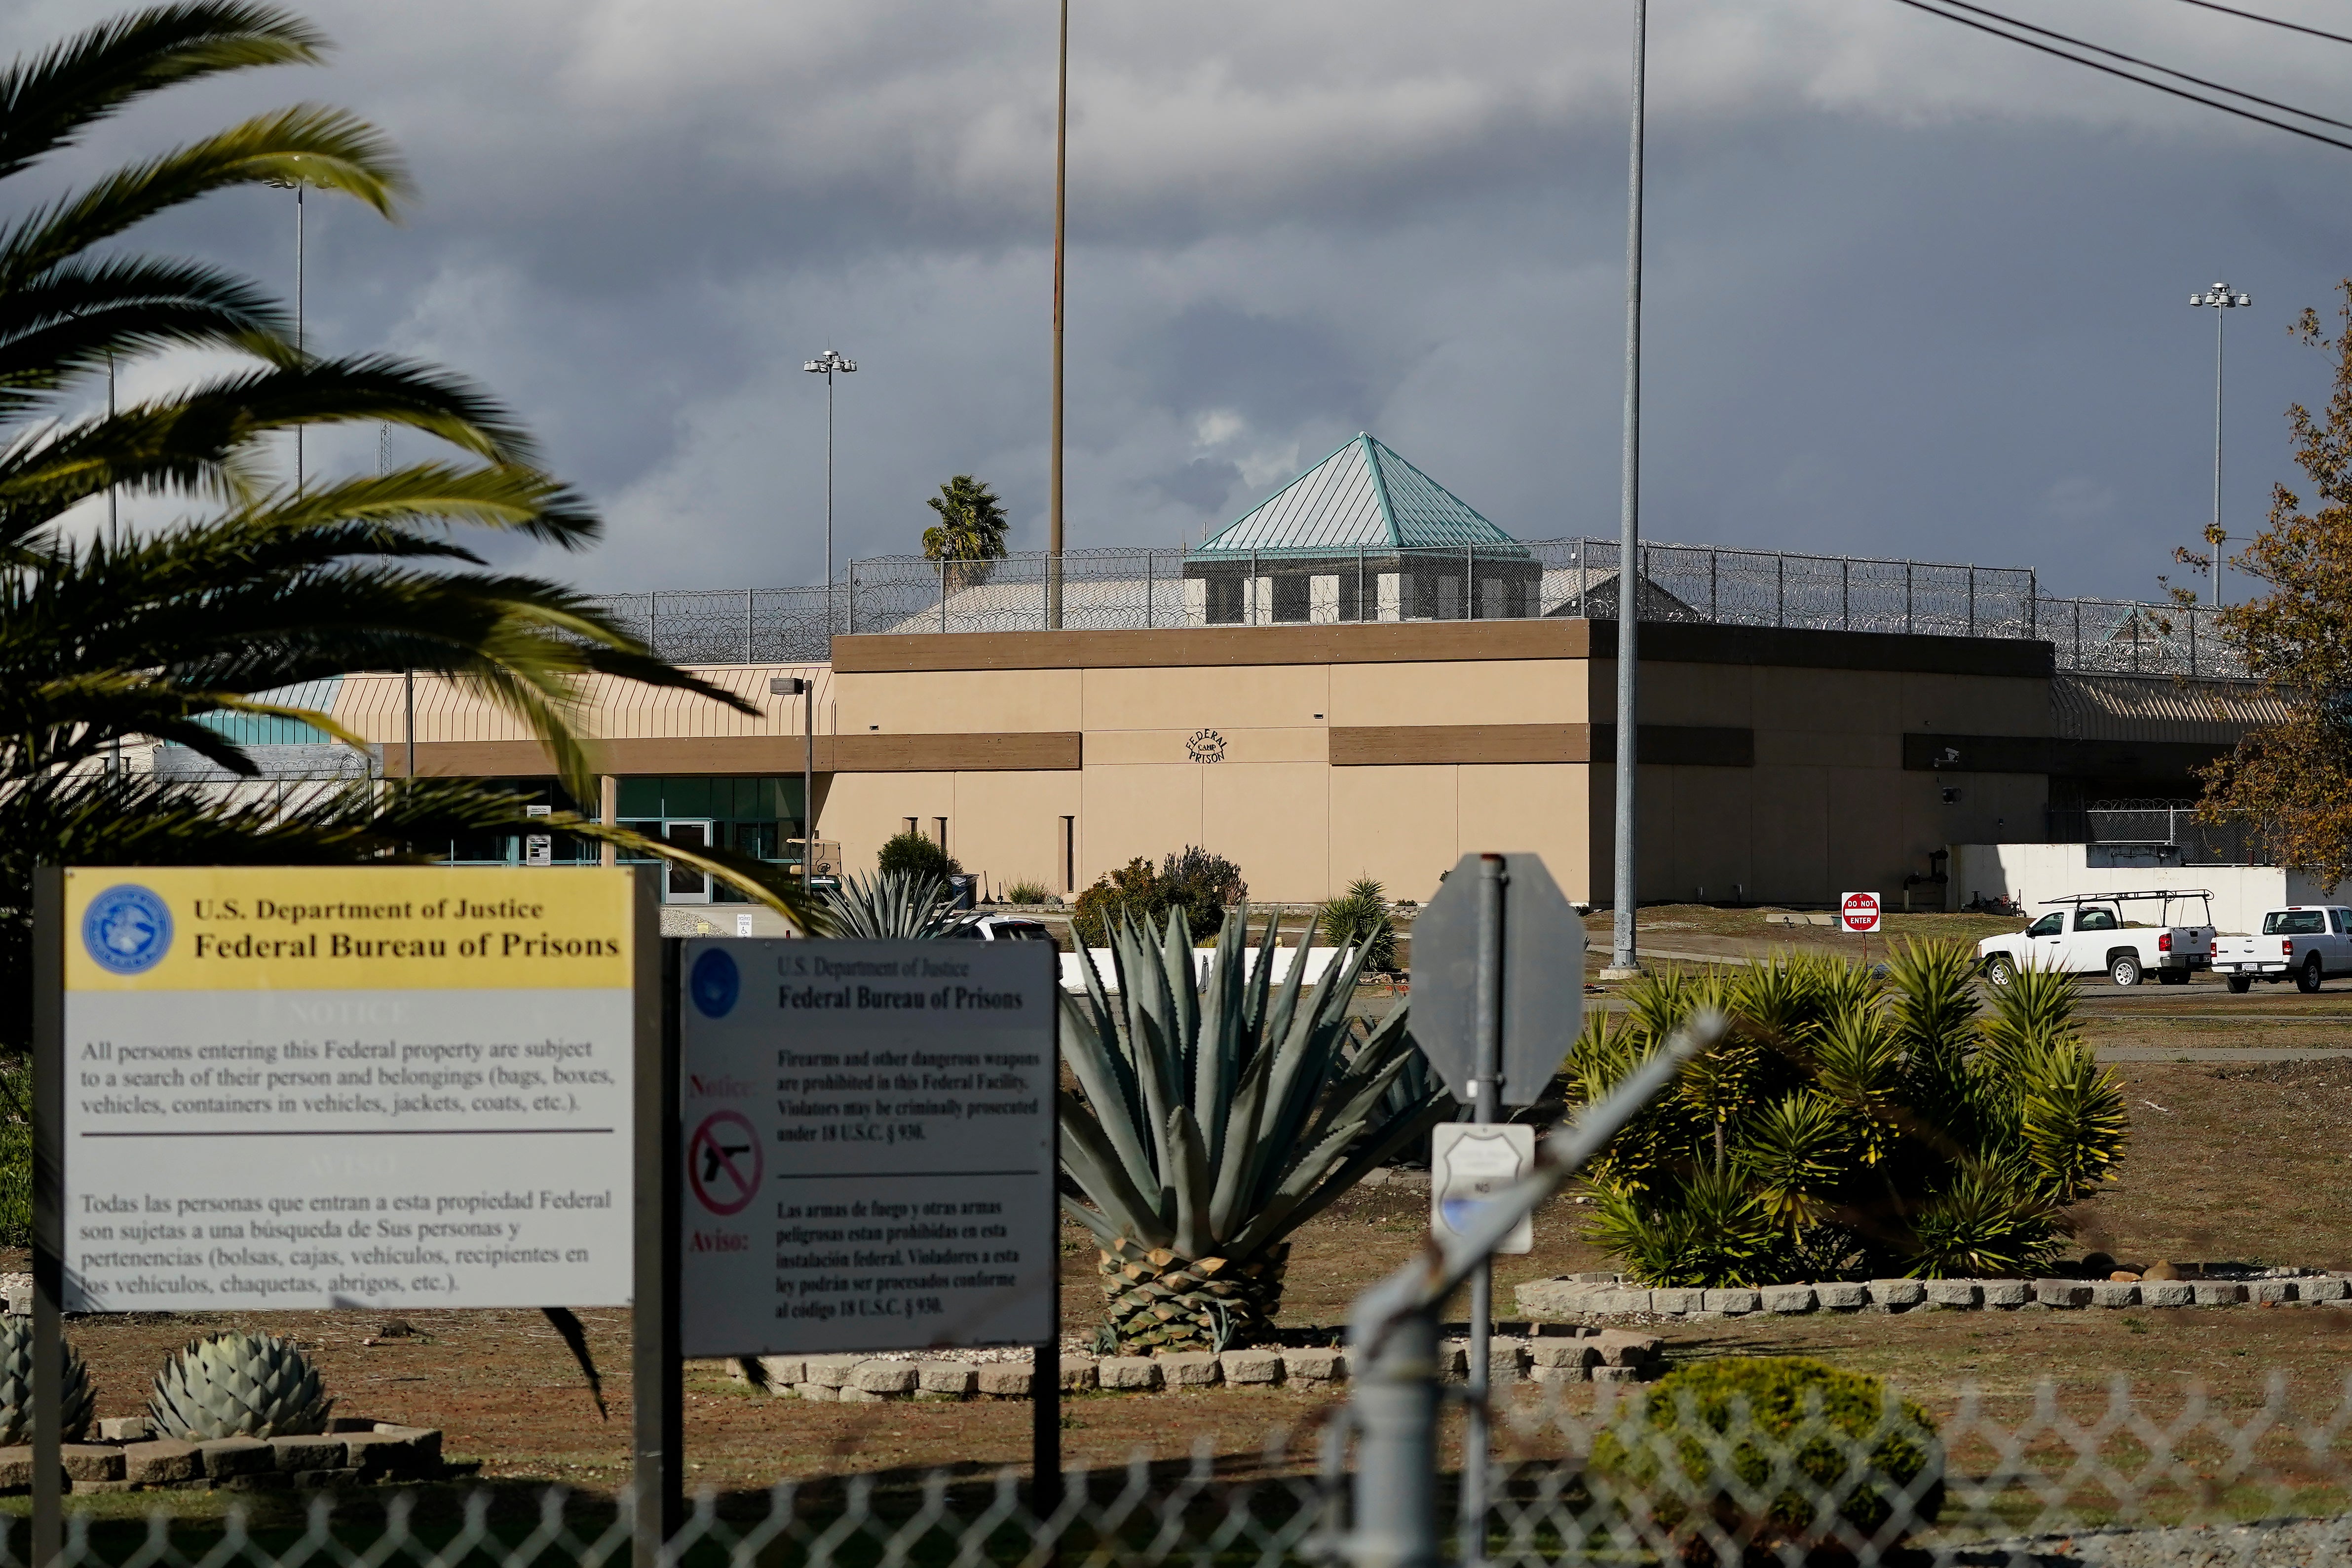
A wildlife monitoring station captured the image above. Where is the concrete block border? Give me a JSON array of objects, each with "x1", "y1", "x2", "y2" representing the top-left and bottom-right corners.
[
  {"x1": 1518, "y1": 1269, "x2": 2352, "y2": 1322},
  {"x1": 727, "y1": 1327, "x2": 1669, "y2": 1403},
  {"x1": 0, "y1": 1419, "x2": 442, "y2": 1494}
]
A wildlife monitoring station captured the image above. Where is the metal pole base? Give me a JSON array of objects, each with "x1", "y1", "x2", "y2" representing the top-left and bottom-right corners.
[{"x1": 1598, "y1": 965, "x2": 1645, "y2": 981}]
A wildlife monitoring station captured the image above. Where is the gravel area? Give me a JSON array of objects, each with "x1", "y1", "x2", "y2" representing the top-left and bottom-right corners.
[{"x1": 1951, "y1": 1518, "x2": 2352, "y2": 1567}]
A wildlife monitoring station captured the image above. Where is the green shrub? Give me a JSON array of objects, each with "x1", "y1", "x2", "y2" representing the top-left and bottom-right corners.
[
  {"x1": 1318, "y1": 877, "x2": 1397, "y2": 971},
  {"x1": 0, "y1": 1064, "x2": 26, "y2": 1248},
  {"x1": 1588, "y1": 1357, "x2": 1943, "y2": 1557},
  {"x1": 1159, "y1": 846, "x2": 1246, "y2": 941},
  {"x1": 1002, "y1": 878, "x2": 1052, "y2": 906},
  {"x1": 1071, "y1": 858, "x2": 1164, "y2": 948},
  {"x1": 877, "y1": 831, "x2": 960, "y2": 882},
  {"x1": 1566, "y1": 944, "x2": 2127, "y2": 1286},
  {"x1": 1071, "y1": 846, "x2": 1244, "y2": 946}
]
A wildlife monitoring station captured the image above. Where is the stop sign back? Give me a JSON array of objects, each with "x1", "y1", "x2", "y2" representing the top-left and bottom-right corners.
[{"x1": 1840, "y1": 891, "x2": 1882, "y2": 933}]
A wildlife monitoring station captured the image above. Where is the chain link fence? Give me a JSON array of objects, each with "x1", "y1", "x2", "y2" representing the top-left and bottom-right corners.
[
  {"x1": 590, "y1": 543, "x2": 2242, "y2": 679},
  {"x1": 13, "y1": 1377, "x2": 2352, "y2": 1567}
]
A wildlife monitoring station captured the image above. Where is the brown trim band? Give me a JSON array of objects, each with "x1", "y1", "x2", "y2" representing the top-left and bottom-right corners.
[
  {"x1": 1903, "y1": 732, "x2": 2229, "y2": 777},
  {"x1": 1585, "y1": 619, "x2": 2055, "y2": 678},
  {"x1": 1330, "y1": 723, "x2": 1752, "y2": 767},
  {"x1": 834, "y1": 618, "x2": 2053, "y2": 678},
  {"x1": 381, "y1": 732, "x2": 1083, "y2": 778}
]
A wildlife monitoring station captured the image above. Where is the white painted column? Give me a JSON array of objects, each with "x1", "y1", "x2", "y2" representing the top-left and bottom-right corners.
[{"x1": 1376, "y1": 573, "x2": 1403, "y2": 621}]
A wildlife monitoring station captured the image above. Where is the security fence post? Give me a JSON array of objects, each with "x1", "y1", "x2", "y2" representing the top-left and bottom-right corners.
[{"x1": 1344, "y1": 1013, "x2": 1723, "y2": 1568}]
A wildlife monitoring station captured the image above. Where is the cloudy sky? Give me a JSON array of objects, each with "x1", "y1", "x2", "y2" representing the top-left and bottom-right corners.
[{"x1": 13, "y1": 0, "x2": 2352, "y2": 602}]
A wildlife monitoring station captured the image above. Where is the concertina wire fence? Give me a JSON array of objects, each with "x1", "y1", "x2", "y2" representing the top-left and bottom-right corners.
[
  {"x1": 14, "y1": 1376, "x2": 2352, "y2": 1567},
  {"x1": 591, "y1": 539, "x2": 2243, "y2": 681}
]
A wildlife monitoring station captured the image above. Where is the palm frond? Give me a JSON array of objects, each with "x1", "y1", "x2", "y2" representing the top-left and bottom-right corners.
[
  {"x1": 0, "y1": 2, "x2": 324, "y2": 184},
  {"x1": 2, "y1": 104, "x2": 405, "y2": 287}
]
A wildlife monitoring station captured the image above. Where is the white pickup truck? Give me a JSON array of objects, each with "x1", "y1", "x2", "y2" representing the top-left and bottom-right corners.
[
  {"x1": 1975, "y1": 890, "x2": 2217, "y2": 988},
  {"x1": 2213, "y1": 907, "x2": 2352, "y2": 993}
]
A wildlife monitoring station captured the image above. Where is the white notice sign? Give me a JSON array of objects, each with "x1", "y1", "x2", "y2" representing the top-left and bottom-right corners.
[
  {"x1": 678, "y1": 939, "x2": 1057, "y2": 1358},
  {"x1": 1431, "y1": 1123, "x2": 1536, "y2": 1255},
  {"x1": 54, "y1": 866, "x2": 642, "y2": 1313}
]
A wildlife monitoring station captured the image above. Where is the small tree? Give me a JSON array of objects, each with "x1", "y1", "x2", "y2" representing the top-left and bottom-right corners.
[
  {"x1": 922, "y1": 475, "x2": 1010, "y2": 591},
  {"x1": 2187, "y1": 280, "x2": 2352, "y2": 885},
  {"x1": 877, "y1": 830, "x2": 960, "y2": 881}
]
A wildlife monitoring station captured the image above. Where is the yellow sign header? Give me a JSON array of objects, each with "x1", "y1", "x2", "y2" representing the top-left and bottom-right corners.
[{"x1": 65, "y1": 866, "x2": 636, "y2": 992}]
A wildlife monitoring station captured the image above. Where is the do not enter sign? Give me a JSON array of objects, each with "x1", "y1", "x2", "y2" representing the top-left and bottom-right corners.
[{"x1": 1840, "y1": 891, "x2": 1882, "y2": 934}]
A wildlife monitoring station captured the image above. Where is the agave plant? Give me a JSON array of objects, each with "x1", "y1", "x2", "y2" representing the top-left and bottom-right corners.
[
  {"x1": 1573, "y1": 941, "x2": 2128, "y2": 1286},
  {"x1": 0, "y1": 1318, "x2": 93, "y2": 1443},
  {"x1": 823, "y1": 871, "x2": 961, "y2": 939},
  {"x1": 1058, "y1": 907, "x2": 1451, "y2": 1350},
  {"x1": 148, "y1": 1331, "x2": 330, "y2": 1440}
]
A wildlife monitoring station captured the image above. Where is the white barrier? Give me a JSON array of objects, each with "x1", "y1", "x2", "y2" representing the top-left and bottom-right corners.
[{"x1": 1059, "y1": 945, "x2": 1344, "y2": 994}]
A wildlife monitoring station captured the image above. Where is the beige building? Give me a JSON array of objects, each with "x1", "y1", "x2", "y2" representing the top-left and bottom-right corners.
[
  {"x1": 162, "y1": 441, "x2": 2274, "y2": 908},
  {"x1": 243, "y1": 615, "x2": 2256, "y2": 910}
]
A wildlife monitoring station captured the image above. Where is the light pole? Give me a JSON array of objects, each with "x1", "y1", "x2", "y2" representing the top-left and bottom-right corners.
[
  {"x1": 770, "y1": 677, "x2": 816, "y2": 893},
  {"x1": 1044, "y1": 0, "x2": 1071, "y2": 632},
  {"x1": 802, "y1": 349, "x2": 856, "y2": 638},
  {"x1": 1603, "y1": 0, "x2": 1649, "y2": 982},
  {"x1": 2191, "y1": 281, "x2": 2250, "y2": 607}
]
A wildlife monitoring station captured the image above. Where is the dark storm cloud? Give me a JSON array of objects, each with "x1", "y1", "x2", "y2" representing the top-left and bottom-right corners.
[{"x1": 8, "y1": 0, "x2": 2352, "y2": 601}]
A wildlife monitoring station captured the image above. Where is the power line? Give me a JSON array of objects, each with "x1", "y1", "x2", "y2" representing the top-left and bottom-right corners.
[
  {"x1": 1887, "y1": 0, "x2": 2352, "y2": 153},
  {"x1": 1934, "y1": 0, "x2": 2352, "y2": 133},
  {"x1": 2169, "y1": 0, "x2": 2352, "y2": 51}
]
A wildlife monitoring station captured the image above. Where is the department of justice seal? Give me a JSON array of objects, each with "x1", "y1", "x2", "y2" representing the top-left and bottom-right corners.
[
  {"x1": 689, "y1": 946, "x2": 740, "y2": 1019},
  {"x1": 81, "y1": 884, "x2": 172, "y2": 975}
]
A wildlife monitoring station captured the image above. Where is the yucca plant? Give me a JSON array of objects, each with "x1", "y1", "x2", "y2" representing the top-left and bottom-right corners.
[
  {"x1": 823, "y1": 870, "x2": 961, "y2": 939},
  {"x1": 1058, "y1": 907, "x2": 1451, "y2": 1350},
  {"x1": 148, "y1": 1330, "x2": 329, "y2": 1439},
  {"x1": 1317, "y1": 878, "x2": 1397, "y2": 972},
  {"x1": 1568, "y1": 941, "x2": 2128, "y2": 1285},
  {"x1": 0, "y1": 1318, "x2": 93, "y2": 1443}
]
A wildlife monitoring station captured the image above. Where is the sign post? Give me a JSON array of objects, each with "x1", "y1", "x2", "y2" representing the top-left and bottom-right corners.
[
  {"x1": 1409, "y1": 852, "x2": 1585, "y2": 1566},
  {"x1": 1841, "y1": 890, "x2": 1882, "y2": 966},
  {"x1": 675, "y1": 939, "x2": 1060, "y2": 1498},
  {"x1": 33, "y1": 863, "x2": 651, "y2": 1565}
]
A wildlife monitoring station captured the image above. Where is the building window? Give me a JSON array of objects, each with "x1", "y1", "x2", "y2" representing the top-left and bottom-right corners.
[
  {"x1": 610, "y1": 775, "x2": 808, "y2": 902},
  {"x1": 1061, "y1": 816, "x2": 1076, "y2": 892}
]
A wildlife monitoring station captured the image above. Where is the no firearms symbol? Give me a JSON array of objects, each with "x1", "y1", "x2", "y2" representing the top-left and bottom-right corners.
[{"x1": 688, "y1": 1110, "x2": 761, "y2": 1216}]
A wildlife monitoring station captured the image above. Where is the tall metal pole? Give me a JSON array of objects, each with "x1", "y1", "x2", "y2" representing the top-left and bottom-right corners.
[
  {"x1": 1605, "y1": 0, "x2": 1647, "y2": 981},
  {"x1": 803, "y1": 350, "x2": 855, "y2": 638},
  {"x1": 1047, "y1": 0, "x2": 1069, "y2": 631},
  {"x1": 1458, "y1": 854, "x2": 1507, "y2": 1565},
  {"x1": 294, "y1": 184, "x2": 304, "y2": 491},
  {"x1": 2212, "y1": 297, "x2": 2223, "y2": 603},
  {"x1": 2192, "y1": 282, "x2": 2248, "y2": 608},
  {"x1": 804, "y1": 681, "x2": 816, "y2": 892},
  {"x1": 826, "y1": 371, "x2": 835, "y2": 632},
  {"x1": 107, "y1": 355, "x2": 121, "y2": 781}
]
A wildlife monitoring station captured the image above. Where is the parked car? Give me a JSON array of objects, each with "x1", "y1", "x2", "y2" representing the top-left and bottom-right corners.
[
  {"x1": 2213, "y1": 907, "x2": 2352, "y2": 993},
  {"x1": 944, "y1": 914, "x2": 1060, "y2": 944},
  {"x1": 1975, "y1": 890, "x2": 2216, "y2": 987}
]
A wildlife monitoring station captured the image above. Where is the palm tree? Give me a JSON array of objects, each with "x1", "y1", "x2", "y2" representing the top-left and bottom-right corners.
[
  {"x1": 0, "y1": 3, "x2": 819, "y2": 1048},
  {"x1": 920, "y1": 474, "x2": 1008, "y2": 590}
]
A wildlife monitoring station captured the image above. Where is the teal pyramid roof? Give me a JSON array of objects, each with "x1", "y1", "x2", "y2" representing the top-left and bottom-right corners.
[{"x1": 1192, "y1": 434, "x2": 1524, "y2": 557}]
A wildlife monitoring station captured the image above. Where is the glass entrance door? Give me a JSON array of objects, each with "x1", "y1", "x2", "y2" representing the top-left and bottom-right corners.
[{"x1": 664, "y1": 820, "x2": 714, "y2": 903}]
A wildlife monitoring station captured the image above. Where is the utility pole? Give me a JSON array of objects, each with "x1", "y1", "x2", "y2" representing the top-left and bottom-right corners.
[
  {"x1": 1604, "y1": 0, "x2": 1648, "y2": 982},
  {"x1": 1047, "y1": 0, "x2": 1069, "y2": 631},
  {"x1": 2191, "y1": 281, "x2": 2250, "y2": 607},
  {"x1": 803, "y1": 349, "x2": 857, "y2": 639}
]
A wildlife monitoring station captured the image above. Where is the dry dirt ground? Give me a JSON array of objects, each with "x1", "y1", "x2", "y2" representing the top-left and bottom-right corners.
[{"x1": 10, "y1": 1044, "x2": 2352, "y2": 1507}]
